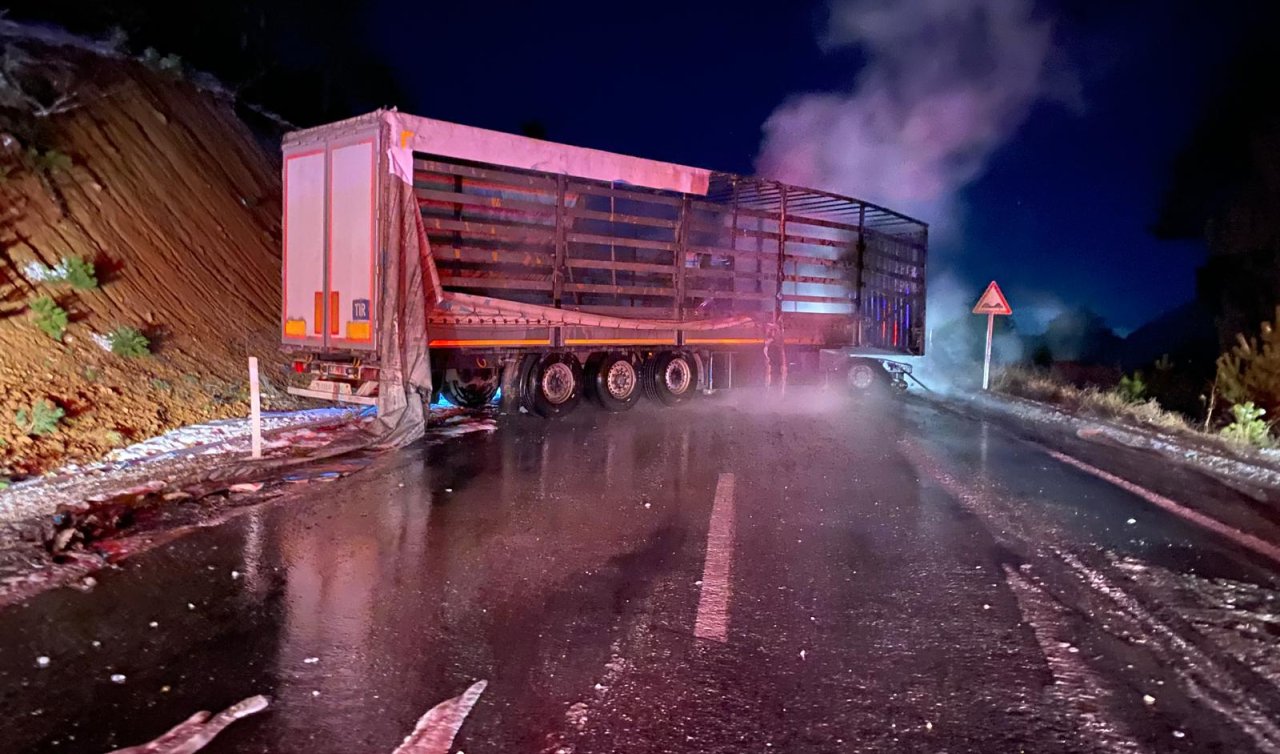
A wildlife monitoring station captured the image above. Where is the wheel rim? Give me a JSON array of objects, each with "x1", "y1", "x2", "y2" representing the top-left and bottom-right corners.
[
  {"x1": 849, "y1": 364, "x2": 874, "y2": 390},
  {"x1": 663, "y1": 358, "x2": 692, "y2": 395},
  {"x1": 541, "y1": 362, "x2": 576, "y2": 405},
  {"x1": 605, "y1": 360, "x2": 637, "y2": 400}
]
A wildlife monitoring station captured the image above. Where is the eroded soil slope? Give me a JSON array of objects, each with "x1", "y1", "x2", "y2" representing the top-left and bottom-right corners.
[{"x1": 1, "y1": 38, "x2": 288, "y2": 475}]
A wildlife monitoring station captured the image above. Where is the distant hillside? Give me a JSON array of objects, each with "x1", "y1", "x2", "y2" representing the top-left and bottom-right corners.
[
  {"x1": 0, "y1": 26, "x2": 287, "y2": 475},
  {"x1": 1120, "y1": 300, "x2": 1218, "y2": 372}
]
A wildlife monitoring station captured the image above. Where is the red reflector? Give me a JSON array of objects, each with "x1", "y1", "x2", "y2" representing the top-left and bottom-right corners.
[{"x1": 292, "y1": 361, "x2": 306, "y2": 373}]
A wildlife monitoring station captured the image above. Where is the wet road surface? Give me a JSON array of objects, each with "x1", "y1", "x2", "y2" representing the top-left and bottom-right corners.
[{"x1": 2, "y1": 391, "x2": 1280, "y2": 753}]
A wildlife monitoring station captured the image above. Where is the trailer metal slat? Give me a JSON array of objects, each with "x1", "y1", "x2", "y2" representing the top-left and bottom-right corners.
[
  {"x1": 423, "y1": 217, "x2": 558, "y2": 242},
  {"x1": 561, "y1": 282, "x2": 677, "y2": 297},
  {"x1": 414, "y1": 187, "x2": 559, "y2": 217},
  {"x1": 565, "y1": 180, "x2": 685, "y2": 207},
  {"x1": 564, "y1": 206, "x2": 680, "y2": 230},
  {"x1": 565, "y1": 258, "x2": 677, "y2": 275},
  {"x1": 566, "y1": 231, "x2": 677, "y2": 252},
  {"x1": 414, "y1": 158, "x2": 560, "y2": 190},
  {"x1": 432, "y1": 245, "x2": 555, "y2": 267},
  {"x1": 563, "y1": 304, "x2": 684, "y2": 318},
  {"x1": 684, "y1": 288, "x2": 775, "y2": 301},
  {"x1": 440, "y1": 275, "x2": 554, "y2": 291}
]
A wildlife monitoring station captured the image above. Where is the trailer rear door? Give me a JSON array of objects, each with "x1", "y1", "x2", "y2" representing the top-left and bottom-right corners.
[{"x1": 282, "y1": 126, "x2": 380, "y2": 352}]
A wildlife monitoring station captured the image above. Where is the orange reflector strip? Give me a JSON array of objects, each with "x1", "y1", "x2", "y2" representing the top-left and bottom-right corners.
[
  {"x1": 284, "y1": 319, "x2": 307, "y2": 338},
  {"x1": 329, "y1": 292, "x2": 340, "y2": 335},
  {"x1": 313, "y1": 292, "x2": 323, "y2": 335},
  {"x1": 684, "y1": 337, "x2": 766, "y2": 344},
  {"x1": 428, "y1": 339, "x2": 551, "y2": 347},
  {"x1": 564, "y1": 338, "x2": 675, "y2": 345}
]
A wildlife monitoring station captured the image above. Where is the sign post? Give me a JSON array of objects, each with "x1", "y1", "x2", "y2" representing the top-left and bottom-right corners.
[{"x1": 972, "y1": 281, "x2": 1012, "y2": 390}]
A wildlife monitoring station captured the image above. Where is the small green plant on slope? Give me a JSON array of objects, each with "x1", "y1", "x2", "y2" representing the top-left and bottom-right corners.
[
  {"x1": 60, "y1": 256, "x2": 98, "y2": 289},
  {"x1": 107, "y1": 325, "x2": 150, "y2": 357},
  {"x1": 1115, "y1": 371, "x2": 1147, "y2": 403},
  {"x1": 28, "y1": 295, "x2": 68, "y2": 340},
  {"x1": 15, "y1": 399, "x2": 65, "y2": 437},
  {"x1": 1220, "y1": 402, "x2": 1272, "y2": 448},
  {"x1": 25, "y1": 256, "x2": 98, "y2": 288},
  {"x1": 25, "y1": 147, "x2": 72, "y2": 174}
]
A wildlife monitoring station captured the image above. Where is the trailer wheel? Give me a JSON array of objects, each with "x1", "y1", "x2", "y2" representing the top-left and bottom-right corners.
[
  {"x1": 585, "y1": 352, "x2": 640, "y2": 411},
  {"x1": 846, "y1": 359, "x2": 886, "y2": 395},
  {"x1": 643, "y1": 351, "x2": 698, "y2": 406},
  {"x1": 441, "y1": 368, "x2": 500, "y2": 409},
  {"x1": 521, "y1": 353, "x2": 583, "y2": 418}
]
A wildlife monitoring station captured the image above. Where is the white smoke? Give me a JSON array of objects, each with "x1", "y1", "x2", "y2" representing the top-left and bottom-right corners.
[{"x1": 757, "y1": 0, "x2": 1073, "y2": 235}]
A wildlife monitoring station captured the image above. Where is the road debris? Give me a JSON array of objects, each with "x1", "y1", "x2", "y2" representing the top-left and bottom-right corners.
[
  {"x1": 106, "y1": 694, "x2": 270, "y2": 754},
  {"x1": 392, "y1": 680, "x2": 487, "y2": 754}
]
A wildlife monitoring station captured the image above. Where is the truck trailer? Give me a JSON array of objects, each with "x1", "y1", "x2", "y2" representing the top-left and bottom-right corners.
[{"x1": 280, "y1": 110, "x2": 926, "y2": 424}]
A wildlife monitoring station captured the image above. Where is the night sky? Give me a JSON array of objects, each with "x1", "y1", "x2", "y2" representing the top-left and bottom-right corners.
[
  {"x1": 365, "y1": 0, "x2": 1267, "y2": 334},
  {"x1": 8, "y1": 0, "x2": 1274, "y2": 334}
]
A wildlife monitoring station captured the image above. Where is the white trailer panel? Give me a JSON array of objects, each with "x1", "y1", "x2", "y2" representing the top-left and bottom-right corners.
[{"x1": 282, "y1": 149, "x2": 326, "y2": 346}]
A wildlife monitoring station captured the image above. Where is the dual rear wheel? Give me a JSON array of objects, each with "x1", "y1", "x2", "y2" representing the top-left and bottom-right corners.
[{"x1": 516, "y1": 350, "x2": 699, "y2": 418}]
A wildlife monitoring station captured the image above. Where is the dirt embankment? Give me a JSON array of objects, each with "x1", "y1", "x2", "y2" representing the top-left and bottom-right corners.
[{"x1": 0, "y1": 37, "x2": 290, "y2": 476}]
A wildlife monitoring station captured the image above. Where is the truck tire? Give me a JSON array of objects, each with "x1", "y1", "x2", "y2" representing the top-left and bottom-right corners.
[
  {"x1": 521, "y1": 352, "x2": 583, "y2": 418},
  {"x1": 643, "y1": 350, "x2": 698, "y2": 406},
  {"x1": 441, "y1": 368, "x2": 500, "y2": 409},
  {"x1": 585, "y1": 352, "x2": 641, "y2": 411},
  {"x1": 846, "y1": 359, "x2": 886, "y2": 395}
]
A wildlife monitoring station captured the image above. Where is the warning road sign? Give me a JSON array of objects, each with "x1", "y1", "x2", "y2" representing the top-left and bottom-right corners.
[{"x1": 972, "y1": 281, "x2": 1012, "y2": 316}]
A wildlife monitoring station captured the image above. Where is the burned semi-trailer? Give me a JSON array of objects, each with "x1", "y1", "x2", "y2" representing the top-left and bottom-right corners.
[{"x1": 280, "y1": 110, "x2": 927, "y2": 419}]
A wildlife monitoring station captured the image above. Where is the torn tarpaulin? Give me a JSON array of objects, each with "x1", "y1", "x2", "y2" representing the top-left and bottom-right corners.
[{"x1": 371, "y1": 170, "x2": 436, "y2": 447}]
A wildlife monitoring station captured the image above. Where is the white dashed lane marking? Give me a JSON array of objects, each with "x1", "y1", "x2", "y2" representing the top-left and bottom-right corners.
[{"x1": 694, "y1": 472, "x2": 737, "y2": 642}]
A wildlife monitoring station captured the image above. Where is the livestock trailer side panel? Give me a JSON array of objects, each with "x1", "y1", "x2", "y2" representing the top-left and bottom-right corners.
[{"x1": 416, "y1": 157, "x2": 926, "y2": 354}]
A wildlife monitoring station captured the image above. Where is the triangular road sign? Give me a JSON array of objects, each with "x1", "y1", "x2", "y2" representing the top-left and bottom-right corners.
[{"x1": 972, "y1": 281, "x2": 1012, "y2": 315}]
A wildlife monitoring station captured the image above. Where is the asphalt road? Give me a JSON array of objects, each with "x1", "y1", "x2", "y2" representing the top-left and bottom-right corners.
[{"x1": 2, "y1": 390, "x2": 1280, "y2": 753}]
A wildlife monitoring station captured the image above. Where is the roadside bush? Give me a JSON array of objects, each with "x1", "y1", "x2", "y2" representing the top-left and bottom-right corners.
[
  {"x1": 1217, "y1": 306, "x2": 1280, "y2": 418},
  {"x1": 1220, "y1": 402, "x2": 1272, "y2": 448},
  {"x1": 996, "y1": 366, "x2": 1189, "y2": 433},
  {"x1": 28, "y1": 295, "x2": 67, "y2": 340},
  {"x1": 1115, "y1": 372, "x2": 1147, "y2": 403},
  {"x1": 15, "y1": 399, "x2": 64, "y2": 437},
  {"x1": 140, "y1": 48, "x2": 184, "y2": 78},
  {"x1": 107, "y1": 325, "x2": 150, "y2": 357}
]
